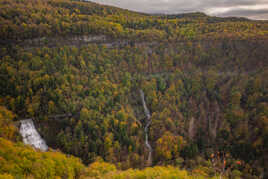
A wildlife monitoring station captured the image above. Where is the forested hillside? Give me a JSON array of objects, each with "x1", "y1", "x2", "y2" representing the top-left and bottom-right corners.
[{"x1": 0, "y1": 0, "x2": 268, "y2": 178}]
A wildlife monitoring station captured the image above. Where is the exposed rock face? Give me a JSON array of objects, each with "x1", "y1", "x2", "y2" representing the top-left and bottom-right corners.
[
  {"x1": 19, "y1": 119, "x2": 48, "y2": 152},
  {"x1": 71, "y1": 35, "x2": 106, "y2": 42}
]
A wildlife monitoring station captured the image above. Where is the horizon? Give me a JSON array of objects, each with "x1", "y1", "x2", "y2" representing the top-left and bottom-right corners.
[{"x1": 89, "y1": 0, "x2": 268, "y2": 20}]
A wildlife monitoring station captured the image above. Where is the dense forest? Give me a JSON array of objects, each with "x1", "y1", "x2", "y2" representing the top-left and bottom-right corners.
[{"x1": 0, "y1": 0, "x2": 268, "y2": 178}]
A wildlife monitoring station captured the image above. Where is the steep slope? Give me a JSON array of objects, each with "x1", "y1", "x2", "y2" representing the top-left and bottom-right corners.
[{"x1": 0, "y1": 107, "x2": 220, "y2": 179}]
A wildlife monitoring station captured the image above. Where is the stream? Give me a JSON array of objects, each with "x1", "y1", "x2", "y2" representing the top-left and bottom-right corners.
[{"x1": 140, "y1": 90, "x2": 153, "y2": 166}]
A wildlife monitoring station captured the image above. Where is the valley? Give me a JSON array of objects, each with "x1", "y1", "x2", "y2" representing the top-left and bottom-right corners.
[{"x1": 0, "y1": 0, "x2": 268, "y2": 178}]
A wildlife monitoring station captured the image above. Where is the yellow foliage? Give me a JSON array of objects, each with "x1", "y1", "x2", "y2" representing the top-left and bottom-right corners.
[
  {"x1": 0, "y1": 138, "x2": 84, "y2": 179},
  {"x1": 83, "y1": 163, "x2": 222, "y2": 179},
  {"x1": 0, "y1": 174, "x2": 13, "y2": 179},
  {"x1": 156, "y1": 131, "x2": 185, "y2": 160},
  {"x1": 84, "y1": 161, "x2": 116, "y2": 178},
  {"x1": 0, "y1": 106, "x2": 16, "y2": 140}
]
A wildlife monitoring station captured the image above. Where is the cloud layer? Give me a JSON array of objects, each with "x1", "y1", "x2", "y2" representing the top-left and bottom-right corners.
[{"x1": 90, "y1": 0, "x2": 268, "y2": 20}]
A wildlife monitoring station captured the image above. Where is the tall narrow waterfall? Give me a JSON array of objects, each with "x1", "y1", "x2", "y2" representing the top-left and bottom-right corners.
[
  {"x1": 140, "y1": 90, "x2": 153, "y2": 166},
  {"x1": 19, "y1": 119, "x2": 48, "y2": 151}
]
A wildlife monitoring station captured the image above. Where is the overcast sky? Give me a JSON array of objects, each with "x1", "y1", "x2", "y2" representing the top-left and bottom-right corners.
[{"x1": 89, "y1": 0, "x2": 268, "y2": 20}]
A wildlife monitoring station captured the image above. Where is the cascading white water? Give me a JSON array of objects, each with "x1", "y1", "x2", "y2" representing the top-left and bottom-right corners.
[
  {"x1": 140, "y1": 90, "x2": 152, "y2": 166},
  {"x1": 19, "y1": 119, "x2": 48, "y2": 152}
]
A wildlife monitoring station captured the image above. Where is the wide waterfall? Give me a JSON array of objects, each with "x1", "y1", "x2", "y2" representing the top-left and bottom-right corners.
[
  {"x1": 140, "y1": 89, "x2": 153, "y2": 166},
  {"x1": 19, "y1": 119, "x2": 48, "y2": 151}
]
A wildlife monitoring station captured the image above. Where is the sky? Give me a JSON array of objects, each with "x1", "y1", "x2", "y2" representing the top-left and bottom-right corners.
[{"x1": 89, "y1": 0, "x2": 268, "y2": 20}]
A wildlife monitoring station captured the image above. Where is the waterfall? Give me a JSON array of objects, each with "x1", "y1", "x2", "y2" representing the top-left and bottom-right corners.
[
  {"x1": 140, "y1": 90, "x2": 153, "y2": 166},
  {"x1": 19, "y1": 119, "x2": 48, "y2": 152}
]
